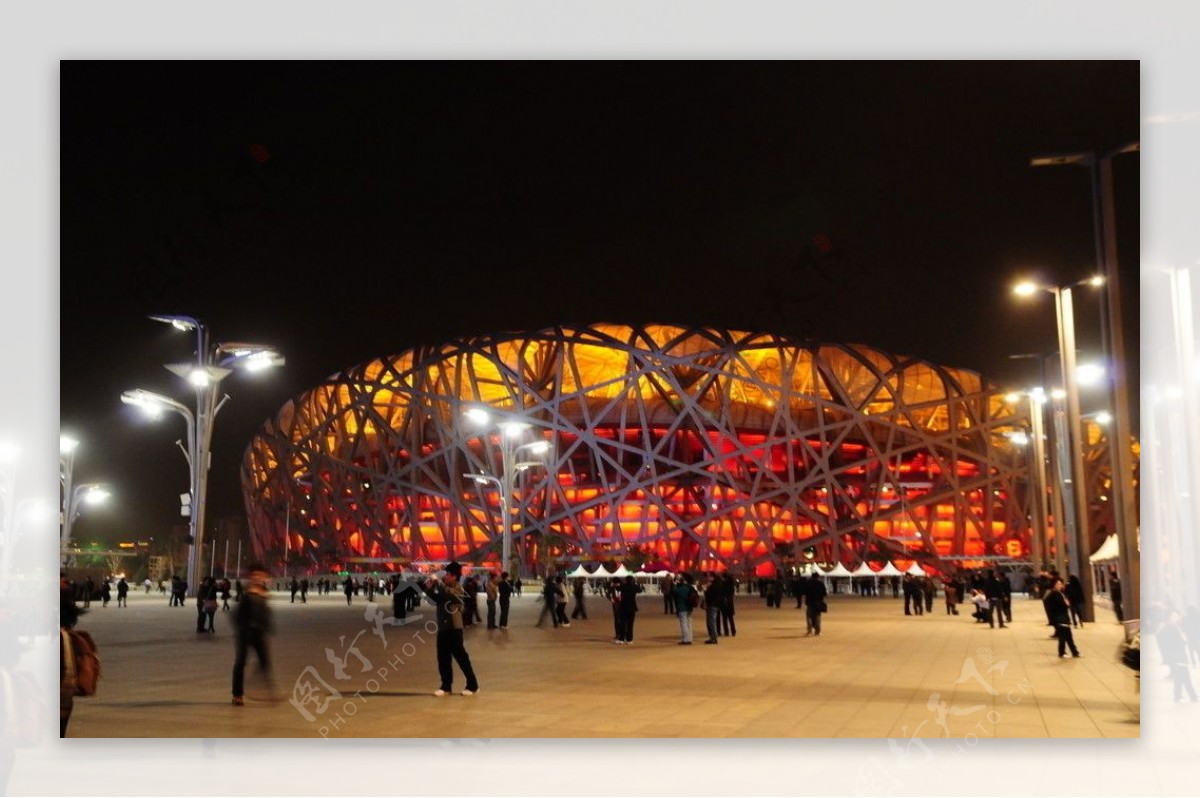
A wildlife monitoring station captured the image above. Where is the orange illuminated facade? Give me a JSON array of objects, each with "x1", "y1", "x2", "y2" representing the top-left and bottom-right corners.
[{"x1": 240, "y1": 324, "x2": 1119, "y2": 574}]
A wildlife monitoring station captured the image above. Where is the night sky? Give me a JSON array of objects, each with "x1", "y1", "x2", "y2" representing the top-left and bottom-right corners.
[{"x1": 60, "y1": 61, "x2": 1140, "y2": 545}]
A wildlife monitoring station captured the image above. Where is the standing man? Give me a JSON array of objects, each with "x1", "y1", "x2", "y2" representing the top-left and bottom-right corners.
[
  {"x1": 343, "y1": 576, "x2": 354, "y2": 606},
  {"x1": 672, "y1": 573, "x2": 697, "y2": 644},
  {"x1": 984, "y1": 572, "x2": 1007, "y2": 629},
  {"x1": 805, "y1": 572, "x2": 827, "y2": 636},
  {"x1": 1043, "y1": 578, "x2": 1081, "y2": 658},
  {"x1": 702, "y1": 573, "x2": 723, "y2": 644},
  {"x1": 232, "y1": 565, "x2": 276, "y2": 706},
  {"x1": 616, "y1": 575, "x2": 642, "y2": 645},
  {"x1": 420, "y1": 562, "x2": 480, "y2": 697},
  {"x1": 498, "y1": 572, "x2": 512, "y2": 629},
  {"x1": 485, "y1": 572, "x2": 499, "y2": 629},
  {"x1": 720, "y1": 572, "x2": 737, "y2": 637},
  {"x1": 660, "y1": 573, "x2": 676, "y2": 615},
  {"x1": 116, "y1": 577, "x2": 129, "y2": 608},
  {"x1": 289, "y1": 577, "x2": 299, "y2": 604},
  {"x1": 1109, "y1": 574, "x2": 1124, "y2": 623}
]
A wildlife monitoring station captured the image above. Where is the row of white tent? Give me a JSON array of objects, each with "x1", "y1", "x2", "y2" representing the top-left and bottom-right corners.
[{"x1": 562, "y1": 561, "x2": 932, "y2": 579}]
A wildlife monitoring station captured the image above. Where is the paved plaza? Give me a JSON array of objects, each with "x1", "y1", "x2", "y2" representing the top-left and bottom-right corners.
[{"x1": 46, "y1": 584, "x2": 1138, "y2": 740}]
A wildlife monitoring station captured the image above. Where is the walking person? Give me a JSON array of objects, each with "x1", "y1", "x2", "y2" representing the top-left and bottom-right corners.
[
  {"x1": 116, "y1": 577, "x2": 128, "y2": 608},
  {"x1": 553, "y1": 576, "x2": 571, "y2": 627},
  {"x1": 231, "y1": 565, "x2": 276, "y2": 705},
  {"x1": 343, "y1": 576, "x2": 354, "y2": 606},
  {"x1": 498, "y1": 572, "x2": 512, "y2": 629},
  {"x1": 485, "y1": 572, "x2": 499, "y2": 629},
  {"x1": 100, "y1": 580, "x2": 111, "y2": 608},
  {"x1": 984, "y1": 571, "x2": 1007, "y2": 629},
  {"x1": 420, "y1": 562, "x2": 479, "y2": 697},
  {"x1": 535, "y1": 577, "x2": 559, "y2": 628},
  {"x1": 1109, "y1": 575, "x2": 1124, "y2": 623},
  {"x1": 661, "y1": 573, "x2": 676, "y2": 614},
  {"x1": 1160, "y1": 610, "x2": 1199, "y2": 702},
  {"x1": 220, "y1": 579, "x2": 232, "y2": 611},
  {"x1": 922, "y1": 577, "x2": 935, "y2": 614},
  {"x1": 702, "y1": 573, "x2": 723, "y2": 644},
  {"x1": 571, "y1": 577, "x2": 588, "y2": 620},
  {"x1": 606, "y1": 578, "x2": 623, "y2": 643},
  {"x1": 197, "y1": 576, "x2": 218, "y2": 634},
  {"x1": 805, "y1": 572, "x2": 827, "y2": 636},
  {"x1": 1043, "y1": 578, "x2": 1081, "y2": 658},
  {"x1": 672, "y1": 573, "x2": 698, "y2": 644}
]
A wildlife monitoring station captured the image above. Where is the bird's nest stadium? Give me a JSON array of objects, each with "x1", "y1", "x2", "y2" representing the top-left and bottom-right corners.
[{"x1": 240, "y1": 324, "x2": 1122, "y2": 576}]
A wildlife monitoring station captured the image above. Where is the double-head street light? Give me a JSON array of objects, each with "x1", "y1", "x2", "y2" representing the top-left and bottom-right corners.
[
  {"x1": 461, "y1": 407, "x2": 552, "y2": 577},
  {"x1": 1014, "y1": 276, "x2": 1105, "y2": 621},
  {"x1": 125, "y1": 314, "x2": 283, "y2": 596},
  {"x1": 1032, "y1": 144, "x2": 1140, "y2": 625}
]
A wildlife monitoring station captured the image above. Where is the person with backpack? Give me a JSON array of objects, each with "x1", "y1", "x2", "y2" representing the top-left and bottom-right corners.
[{"x1": 672, "y1": 573, "x2": 698, "y2": 644}]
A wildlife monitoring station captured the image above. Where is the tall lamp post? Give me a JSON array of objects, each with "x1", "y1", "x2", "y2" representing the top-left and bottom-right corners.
[
  {"x1": 59, "y1": 436, "x2": 79, "y2": 557},
  {"x1": 126, "y1": 314, "x2": 283, "y2": 596},
  {"x1": 62, "y1": 484, "x2": 111, "y2": 561},
  {"x1": 1032, "y1": 143, "x2": 1140, "y2": 624},
  {"x1": 1005, "y1": 389, "x2": 1051, "y2": 572},
  {"x1": 461, "y1": 407, "x2": 552, "y2": 577},
  {"x1": 1015, "y1": 278, "x2": 1104, "y2": 621}
]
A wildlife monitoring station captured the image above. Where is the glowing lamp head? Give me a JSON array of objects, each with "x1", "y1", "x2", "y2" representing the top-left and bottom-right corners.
[
  {"x1": 1013, "y1": 281, "x2": 1039, "y2": 297},
  {"x1": 464, "y1": 408, "x2": 491, "y2": 426},
  {"x1": 60, "y1": 436, "x2": 80, "y2": 455}
]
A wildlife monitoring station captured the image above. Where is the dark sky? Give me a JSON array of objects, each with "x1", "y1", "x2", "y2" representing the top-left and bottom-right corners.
[{"x1": 60, "y1": 60, "x2": 1140, "y2": 544}]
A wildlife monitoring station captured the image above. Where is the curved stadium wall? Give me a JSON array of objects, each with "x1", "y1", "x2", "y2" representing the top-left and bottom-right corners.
[{"x1": 240, "y1": 324, "x2": 1085, "y2": 575}]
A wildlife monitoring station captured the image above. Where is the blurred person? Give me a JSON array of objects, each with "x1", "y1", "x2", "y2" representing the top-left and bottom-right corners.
[
  {"x1": 720, "y1": 572, "x2": 737, "y2": 636},
  {"x1": 616, "y1": 575, "x2": 643, "y2": 644},
  {"x1": 1064, "y1": 575, "x2": 1085, "y2": 628},
  {"x1": 805, "y1": 572, "x2": 827, "y2": 636},
  {"x1": 498, "y1": 572, "x2": 512, "y2": 629},
  {"x1": 116, "y1": 577, "x2": 128, "y2": 608},
  {"x1": 702, "y1": 573, "x2": 723, "y2": 644},
  {"x1": 231, "y1": 565, "x2": 276, "y2": 705},
  {"x1": 672, "y1": 573, "x2": 697, "y2": 644},
  {"x1": 571, "y1": 577, "x2": 588, "y2": 621},
  {"x1": 59, "y1": 574, "x2": 82, "y2": 736},
  {"x1": 485, "y1": 572, "x2": 500, "y2": 629}
]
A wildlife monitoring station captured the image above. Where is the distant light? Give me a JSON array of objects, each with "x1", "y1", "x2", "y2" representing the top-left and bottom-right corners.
[
  {"x1": 1087, "y1": 275, "x2": 1105, "y2": 288},
  {"x1": 524, "y1": 440, "x2": 551, "y2": 455},
  {"x1": 1007, "y1": 431, "x2": 1030, "y2": 446},
  {"x1": 501, "y1": 421, "x2": 530, "y2": 439},
  {"x1": 1013, "y1": 281, "x2": 1039, "y2": 296},
  {"x1": 189, "y1": 369, "x2": 211, "y2": 387},
  {"x1": 1093, "y1": 411, "x2": 1112, "y2": 425},
  {"x1": 1029, "y1": 387, "x2": 1047, "y2": 403},
  {"x1": 1076, "y1": 363, "x2": 1105, "y2": 386},
  {"x1": 1004, "y1": 392, "x2": 1021, "y2": 404},
  {"x1": 464, "y1": 408, "x2": 491, "y2": 425},
  {"x1": 1050, "y1": 388, "x2": 1067, "y2": 400},
  {"x1": 61, "y1": 436, "x2": 80, "y2": 455}
]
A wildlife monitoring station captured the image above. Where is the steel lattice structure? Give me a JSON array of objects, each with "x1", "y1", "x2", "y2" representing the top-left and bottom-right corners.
[{"x1": 241, "y1": 324, "x2": 1068, "y2": 574}]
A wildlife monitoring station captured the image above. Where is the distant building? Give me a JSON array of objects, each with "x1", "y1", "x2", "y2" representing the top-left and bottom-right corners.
[{"x1": 241, "y1": 323, "x2": 1122, "y2": 574}]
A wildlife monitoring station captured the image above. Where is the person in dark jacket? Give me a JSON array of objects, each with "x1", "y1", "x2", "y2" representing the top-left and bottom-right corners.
[
  {"x1": 702, "y1": 573, "x2": 723, "y2": 644},
  {"x1": 498, "y1": 572, "x2": 512, "y2": 629},
  {"x1": 672, "y1": 573, "x2": 698, "y2": 644},
  {"x1": 571, "y1": 577, "x2": 588, "y2": 621},
  {"x1": 805, "y1": 572, "x2": 828, "y2": 636},
  {"x1": 421, "y1": 562, "x2": 479, "y2": 696},
  {"x1": 616, "y1": 576, "x2": 642, "y2": 644},
  {"x1": 720, "y1": 573, "x2": 737, "y2": 636},
  {"x1": 232, "y1": 565, "x2": 276, "y2": 705},
  {"x1": 59, "y1": 574, "x2": 82, "y2": 736},
  {"x1": 1064, "y1": 575, "x2": 1085, "y2": 628},
  {"x1": 984, "y1": 573, "x2": 1007, "y2": 629},
  {"x1": 1043, "y1": 578, "x2": 1080, "y2": 658}
]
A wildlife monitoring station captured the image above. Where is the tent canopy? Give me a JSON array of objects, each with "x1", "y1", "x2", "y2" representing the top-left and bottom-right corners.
[
  {"x1": 821, "y1": 563, "x2": 855, "y2": 578},
  {"x1": 876, "y1": 562, "x2": 904, "y2": 577},
  {"x1": 849, "y1": 562, "x2": 877, "y2": 577},
  {"x1": 565, "y1": 564, "x2": 592, "y2": 578},
  {"x1": 905, "y1": 562, "x2": 927, "y2": 576},
  {"x1": 610, "y1": 564, "x2": 632, "y2": 578},
  {"x1": 1090, "y1": 533, "x2": 1120, "y2": 563}
]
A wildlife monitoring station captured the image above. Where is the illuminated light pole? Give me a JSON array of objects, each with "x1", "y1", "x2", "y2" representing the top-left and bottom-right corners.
[
  {"x1": 1005, "y1": 389, "x2": 1051, "y2": 571},
  {"x1": 462, "y1": 407, "x2": 552, "y2": 577},
  {"x1": 127, "y1": 315, "x2": 283, "y2": 596},
  {"x1": 1032, "y1": 143, "x2": 1139, "y2": 624},
  {"x1": 63, "y1": 484, "x2": 111, "y2": 559},
  {"x1": 59, "y1": 436, "x2": 79, "y2": 557},
  {"x1": 1015, "y1": 278, "x2": 1105, "y2": 622}
]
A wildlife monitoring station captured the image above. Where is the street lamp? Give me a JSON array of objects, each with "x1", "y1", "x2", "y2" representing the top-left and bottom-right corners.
[
  {"x1": 126, "y1": 314, "x2": 283, "y2": 595},
  {"x1": 1004, "y1": 388, "x2": 1051, "y2": 572},
  {"x1": 62, "y1": 484, "x2": 111, "y2": 559},
  {"x1": 1014, "y1": 277, "x2": 1105, "y2": 621},
  {"x1": 59, "y1": 436, "x2": 79, "y2": 555},
  {"x1": 1031, "y1": 143, "x2": 1140, "y2": 624},
  {"x1": 461, "y1": 408, "x2": 552, "y2": 577}
]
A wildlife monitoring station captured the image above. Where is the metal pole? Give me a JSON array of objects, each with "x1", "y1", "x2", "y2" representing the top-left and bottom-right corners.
[
  {"x1": 501, "y1": 434, "x2": 514, "y2": 578},
  {"x1": 236, "y1": 540, "x2": 242, "y2": 580},
  {"x1": 1049, "y1": 403, "x2": 1072, "y2": 579},
  {"x1": 1028, "y1": 396, "x2": 1051, "y2": 570},
  {"x1": 1058, "y1": 287, "x2": 1096, "y2": 622},
  {"x1": 1098, "y1": 148, "x2": 1141, "y2": 623},
  {"x1": 223, "y1": 539, "x2": 229, "y2": 579}
]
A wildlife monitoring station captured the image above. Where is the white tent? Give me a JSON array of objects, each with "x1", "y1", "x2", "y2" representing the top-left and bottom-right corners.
[
  {"x1": 821, "y1": 563, "x2": 854, "y2": 578},
  {"x1": 1089, "y1": 533, "x2": 1120, "y2": 563},
  {"x1": 848, "y1": 562, "x2": 878, "y2": 577},
  {"x1": 565, "y1": 564, "x2": 592, "y2": 578},
  {"x1": 905, "y1": 562, "x2": 926, "y2": 576},
  {"x1": 610, "y1": 564, "x2": 632, "y2": 578},
  {"x1": 876, "y1": 562, "x2": 904, "y2": 577},
  {"x1": 655, "y1": 570, "x2": 671, "y2": 577}
]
